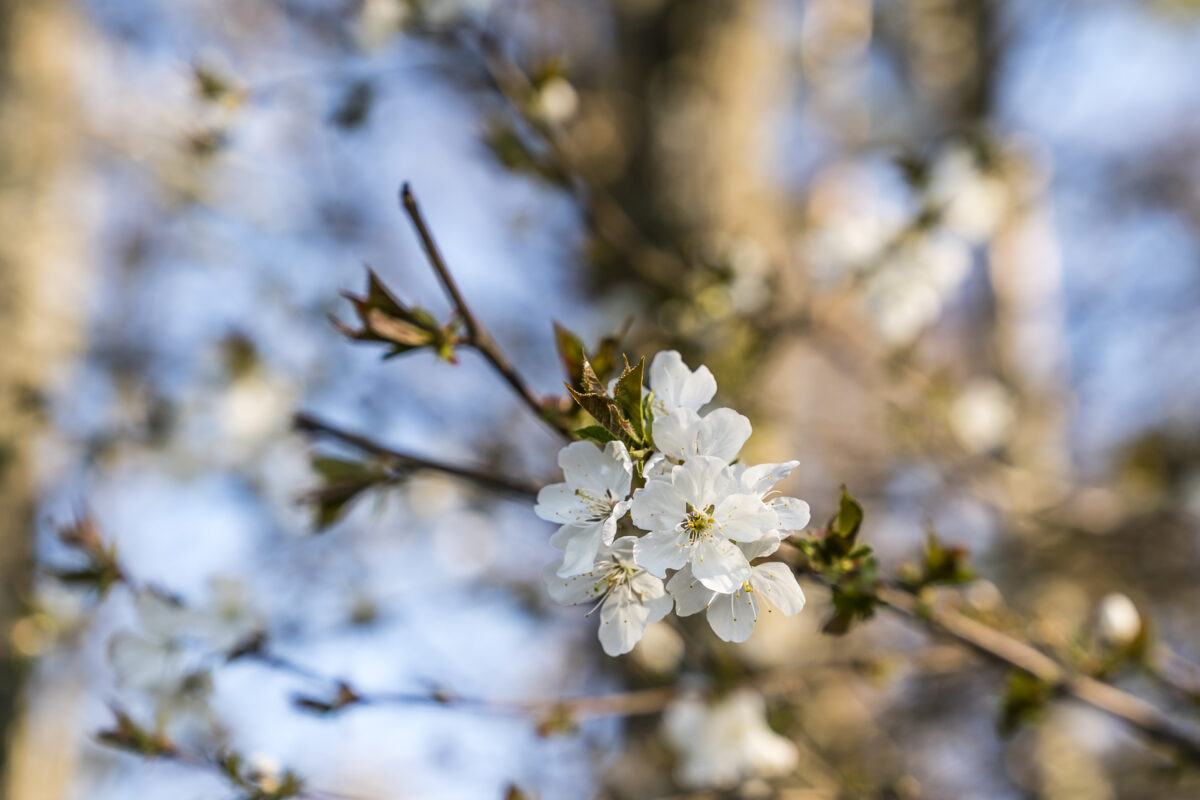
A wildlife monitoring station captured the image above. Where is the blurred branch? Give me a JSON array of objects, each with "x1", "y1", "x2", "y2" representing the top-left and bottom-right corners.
[
  {"x1": 240, "y1": 642, "x2": 928, "y2": 724},
  {"x1": 399, "y1": 183, "x2": 573, "y2": 439},
  {"x1": 875, "y1": 582, "x2": 1200, "y2": 765},
  {"x1": 95, "y1": 707, "x2": 323, "y2": 800},
  {"x1": 1149, "y1": 643, "x2": 1200, "y2": 707},
  {"x1": 777, "y1": 535, "x2": 1200, "y2": 765},
  {"x1": 293, "y1": 411, "x2": 539, "y2": 498}
]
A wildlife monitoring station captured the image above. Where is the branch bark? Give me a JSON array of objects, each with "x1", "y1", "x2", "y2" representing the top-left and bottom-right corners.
[
  {"x1": 399, "y1": 183, "x2": 573, "y2": 440},
  {"x1": 293, "y1": 411, "x2": 539, "y2": 499}
]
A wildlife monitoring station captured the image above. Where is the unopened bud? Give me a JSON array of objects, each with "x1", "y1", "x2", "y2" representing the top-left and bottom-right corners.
[{"x1": 1096, "y1": 592, "x2": 1141, "y2": 648}]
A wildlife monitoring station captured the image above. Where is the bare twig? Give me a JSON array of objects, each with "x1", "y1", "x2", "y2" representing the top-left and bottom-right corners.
[
  {"x1": 399, "y1": 183, "x2": 572, "y2": 439},
  {"x1": 238, "y1": 645, "x2": 910, "y2": 722},
  {"x1": 874, "y1": 585, "x2": 1200, "y2": 765},
  {"x1": 293, "y1": 411, "x2": 539, "y2": 498}
]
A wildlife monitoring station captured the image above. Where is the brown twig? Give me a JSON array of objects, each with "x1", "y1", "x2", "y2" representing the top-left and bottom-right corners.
[
  {"x1": 398, "y1": 183, "x2": 573, "y2": 439},
  {"x1": 294, "y1": 411, "x2": 539, "y2": 498},
  {"x1": 873, "y1": 585, "x2": 1200, "y2": 765}
]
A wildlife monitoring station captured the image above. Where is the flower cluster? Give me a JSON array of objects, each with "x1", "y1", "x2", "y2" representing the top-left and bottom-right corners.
[{"x1": 536, "y1": 351, "x2": 810, "y2": 655}]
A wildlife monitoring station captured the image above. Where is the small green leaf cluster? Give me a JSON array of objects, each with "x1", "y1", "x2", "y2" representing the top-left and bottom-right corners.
[
  {"x1": 333, "y1": 270, "x2": 463, "y2": 362},
  {"x1": 896, "y1": 531, "x2": 974, "y2": 594},
  {"x1": 998, "y1": 670, "x2": 1055, "y2": 736},
  {"x1": 217, "y1": 751, "x2": 305, "y2": 800},
  {"x1": 793, "y1": 489, "x2": 880, "y2": 635},
  {"x1": 555, "y1": 322, "x2": 656, "y2": 465},
  {"x1": 96, "y1": 707, "x2": 174, "y2": 757},
  {"x1": 304, "y1": 456, "x2": 391, "y2": 530},
  {"x1": 48, "y1": 517, "x2": 124, "y2": 597}
]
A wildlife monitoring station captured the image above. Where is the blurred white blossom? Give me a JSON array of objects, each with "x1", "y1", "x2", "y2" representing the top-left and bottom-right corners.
[
  {"x1": 1095, "y1": 592, "x2": 1142, "y2": 648},
  {"x1": 950, "y1": 378, "x2": 1017, "y2": 453},
  {"x1": 664, "y1": 689, "x2": 798, "y2": 788}
]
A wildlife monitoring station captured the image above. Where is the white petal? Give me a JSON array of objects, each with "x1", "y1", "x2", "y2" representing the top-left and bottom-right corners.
[
  {"x1": 712, "y1": 493, "x2": 777, "y2": 542},
  {"x1": 676, "y1": 367, "x2": 717, "y2": 413},
  {"x1": 737, "y1": 460, "x2": 800, "y2": 495},
  {"x1": 739, "y1": 531, "x2": 783, "y2": 561},
  {"x1": 706, "y1": 589, "x2": 759, "y2": 643},
  {"x1": 750, "y1": 564, "x2": 806, "y2": 616},
  {"x1": 600, "y1": 440, "x2": 634, "y2": 497},
  {"x1": 557, "y1": 440, "x2": 631, "y2": 496},
  {"x1": 644, "y1": 591, "x2": 675, "y2": 625},
  {"x1": 650, "y1": 351, "x2": 716, "y2": 416},
  {"x1": 629, "y1": 572, "x2": 674, "y2": 625},
  {"x1": 696, "y1": 408, "x2": 752, "y2": 463},
  {"x1": 691, "y1": 538, "x2": 751, "y2": 593},
  {"x1": 598, "y1": 589, "x2": 653, "y2": 656},
  {"x1": 667, "y1": 565, "x2": 715, "y2": 616},
  {"x1": 651, "y1": 408, "x2": 701, "y2": 461},
  {"x1": 633, "y1": 530, "x2": 690, "y2": 577},
  {"x1": 534, "y1": 482, "x2": 583, "y2": 523},
  {"x1": 608, "y1": 535, "x2": 639, "y2": 566},
  {"x1": 542, "y1": 561, "x2": 605, "y2": 605},
  {"x1": 631, "y1": 480, "x2": 685, "y2": 532},
  {"x1": 136, "y1": 587, "x2": 192, "y2": 638},
  {"x1": 551, "y1": 524, "x2": 606, "y2": 577},
  {"x1": 108, "y1": 631, "x2": 179, "y2": 691},
  {"x1": 642, "y1": 452, "x2": 671, "y2": 480},
  {"x1": 771, "y1": 496, "x2": 811, "y2": 531},
  {"x1": 672, "y1": 456, "x2": 735, "y2": 508}
]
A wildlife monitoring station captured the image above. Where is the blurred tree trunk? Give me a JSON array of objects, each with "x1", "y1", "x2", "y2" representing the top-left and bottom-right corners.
[
  {"x1": 601, "y1": 0, "x2": 792, "y2": 386},
  {"x1": 0, "y1": 1, "x2": 88, "y2": 797}
]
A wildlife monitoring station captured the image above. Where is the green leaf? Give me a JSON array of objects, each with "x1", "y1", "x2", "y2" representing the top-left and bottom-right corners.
[
  {"x1": 834, "y1": 486, "x2": 864, "y2": 542},
  {"x1": 998, "y1": 671, "x2": 1053, "y2": 736},
  {"x1": 898, "y1": 531, "x2": 975, "y2": 593},
  {"x1": 553, "y1": 322, "x2": 587, "y2": 388},
  {"x1": 579, "y1": 355, "x2": 606, "y2": 395},
  {"x1": 566, "y1": 385, "x2": 637, "y2": 446},
  {"x1": 574, "y1": 425, "x2": 616, "y2": 444},
  {"x1": 312, "y1": 457, "x2": 374, "y2": 483},
  {"x1": 612, "y1": 357, "x2": 646, "y2": 444},
  {"x1": 307, "y1": 457, "x2": 388, "y2": 530},
  {"x1": 333, "y1": 270, "x2": 461, "y2": 360}
]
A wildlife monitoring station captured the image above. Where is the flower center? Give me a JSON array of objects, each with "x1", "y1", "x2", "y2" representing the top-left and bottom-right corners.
[
  {"x1": 575, "y1": 488, "x2": 619, "y2": 522},
  {"x1": 682, "y1": 503, "x2": 716, "y2": 542},
  {"x1": 585, "y1": 563, "x2": 638, "y2": 616}
]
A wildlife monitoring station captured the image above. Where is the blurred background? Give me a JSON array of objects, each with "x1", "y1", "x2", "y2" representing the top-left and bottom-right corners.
[{"x1": 3, "y1": 0, "x2": 1200, "y2": 798}]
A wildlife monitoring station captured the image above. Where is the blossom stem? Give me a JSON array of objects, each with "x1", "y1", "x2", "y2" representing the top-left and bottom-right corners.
[{"x1": 399, "y1": 183, "x2": 573, "y2": 440}]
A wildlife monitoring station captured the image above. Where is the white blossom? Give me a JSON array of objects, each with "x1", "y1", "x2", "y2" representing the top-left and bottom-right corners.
[
  {"x1": 536, "y1": 440, "x2": 633, "y2": 577},
  {"x1": 631, "y1": 456, "x2": 777, "y2": 593},
  {"x1": 544, "y1": 537, "x2": 672, "y2": 656},
  {"x1": 108, "y1": 589, "x2": 214, "y2": 722},
  {"x1": 108, "y1": 588, "x2": 196, "y2": 695},
  {"x1": 732, "y1": 460, "x2": 812, "y2": 532},
  {"x1": 664, "y1": 689, "x2": 799, "y2": 788},
  {"x1": 667, "y1": 534, "x2": 806, "y2": 643},
  {"x1": 929, "y1": 144, "x2": 1010, "y2": 242},
  {"x1": 648, "y1": 350, "x2": 716, "y2": 419},
  {"x1": 652, "y1": 407, "x2": 752, "y2": 464}
]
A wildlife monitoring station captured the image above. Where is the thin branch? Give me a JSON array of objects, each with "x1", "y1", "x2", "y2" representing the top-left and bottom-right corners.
[
  {"x1": 293, "y1": 411, "x2": 538, "y2": 498},
  {"x1": 873, "y1": 584, "x2": 1200, "y2": 765},
  {"x1": 239, "y1": 645, "x2": 912, "y2": 722},
  {"x1": 1150, "y1": 644, "x2": 1200, "y2": 706},
  {"x1": 398, "y1": 183, "x2": 572, "y2": 439}
]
